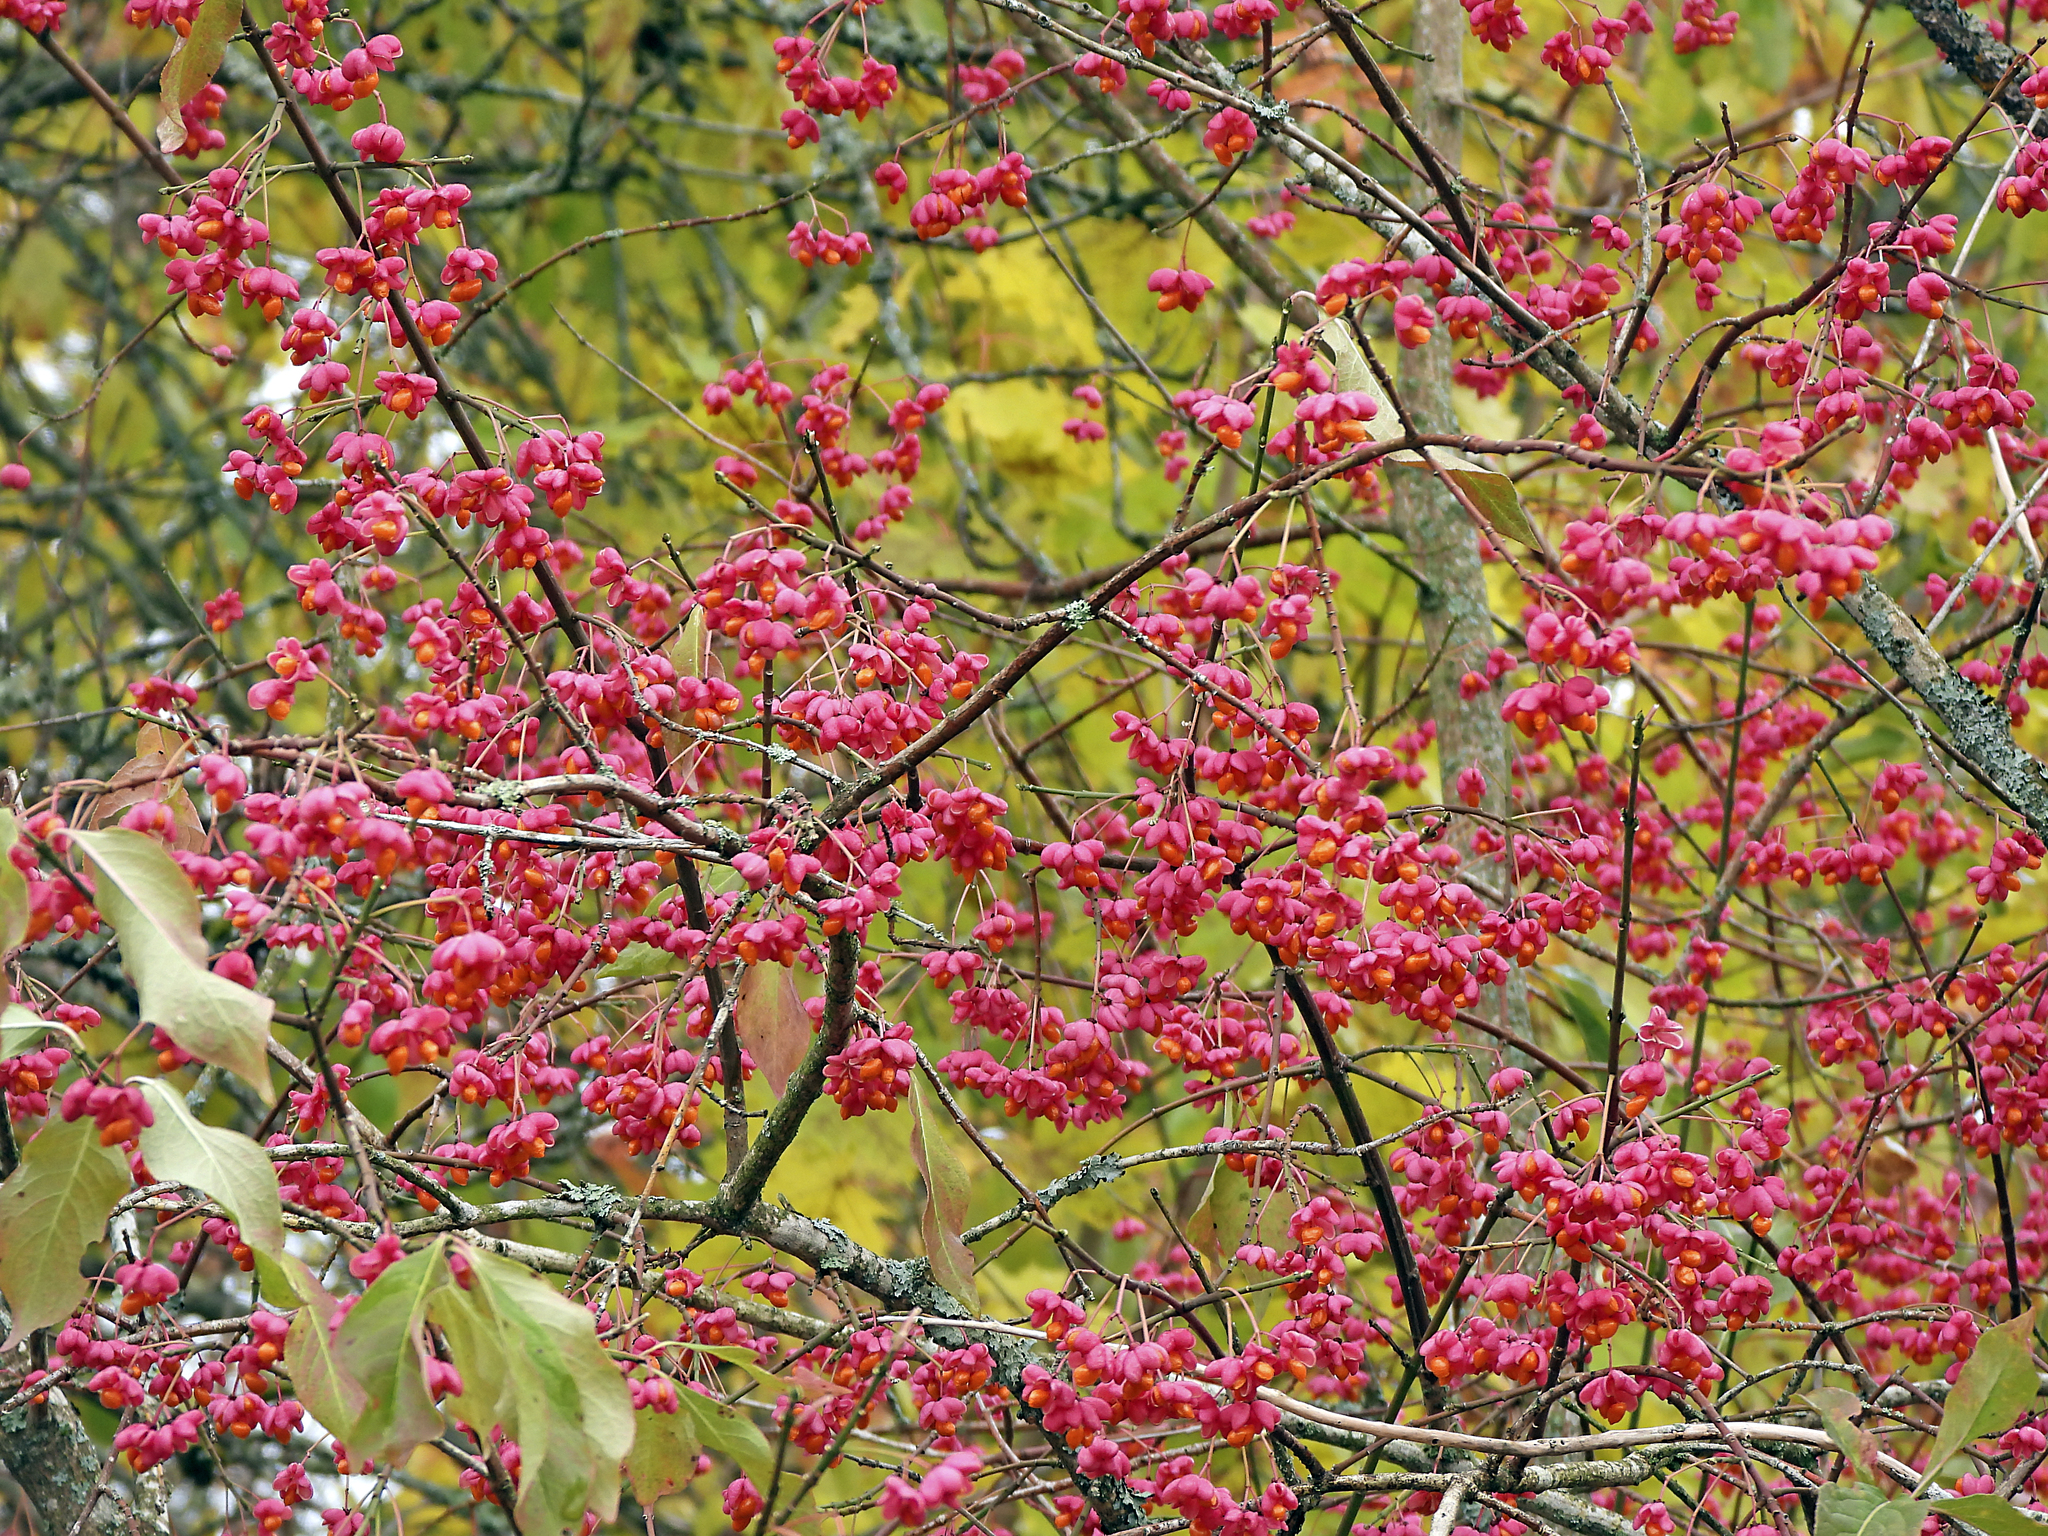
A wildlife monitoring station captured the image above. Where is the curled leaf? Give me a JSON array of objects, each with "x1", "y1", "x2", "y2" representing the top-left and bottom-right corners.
[
  {"x1": 92, "y1": 725, "x2": 204, "y2": 854},
  {"x1": 157, "y1": 0, "x2": 246, "y2": 152},
  {"x1": 1317, "y1": 322, "x2": 1538, "y2": 546}
]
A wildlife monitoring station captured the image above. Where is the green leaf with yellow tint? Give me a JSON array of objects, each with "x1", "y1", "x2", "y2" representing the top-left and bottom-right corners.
[
  {"x1": 74, "y1": 828, "x2": 273, "y2": 1091},
  {"x1": 624, "y1": 1399, "x2": 701, "y2": 1504},
  {"x1": 0, "y1": 811, "x2": 30, "y2": 954},
  {"x1": 157, "y1": 0, "x2": 246, "y2": 153},
  {"x1": 1816, "y1": 1484, "x2": 1919, "y2": 1536},
  {"x1": 1937, "y1": 1495, "x2": 2048, "y2": 1536},
  {"x1": 324, "y1": 1241, "x2": 449, "y2": 1466},
  {"x1": 1920, "y1": 1301, "x2": 2044, "y2": 1491},
  {"x1": 0, "y1": 1115, "x2": 129, "y2": 1347},
  {"x1": 134, "y1": 1079, "x2": 301, "y2": 1299},
  {"x1": 427, "y1": 1244, "x2": 635, "y2": 1535},
  {"x1": 674, "y1": 1383, "x2": 776, "y2": 1481},
  {"x1": 908, "y1": 1076, "x2": 980, "y2": 1310}
]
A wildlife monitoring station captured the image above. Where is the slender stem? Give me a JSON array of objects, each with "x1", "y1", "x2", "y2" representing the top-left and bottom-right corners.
[
  {"x1": 1714, "y1": 598, "x2": 1756, "y2": 885},
  {"x1": 1601, "y1": 716, "x2": 1647, "y2": 1160}
]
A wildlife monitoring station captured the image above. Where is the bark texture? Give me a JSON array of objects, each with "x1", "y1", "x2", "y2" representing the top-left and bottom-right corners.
[
  {"x1": 1390, "y1": 0, "x2": 1509, "y2": 856},
  {"x1": 1387, "y1": 0, "x2": 1531, "y2": 1045},
  {"x1": 0, "y1": 1383, "x2": 166, "y2": 1536},
  {"x1": 1839, "y1": 583, "x2": 2048, "y2": 836},
  {"x1": 1902, "y1": 0, "x2": 2044, "y2": 128}
]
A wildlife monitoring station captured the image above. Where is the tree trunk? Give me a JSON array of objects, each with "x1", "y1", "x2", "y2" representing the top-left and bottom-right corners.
[
  {"x1": 0, "y1": 1389, "x2": 166, "y2": 1536},
  {"x1": 1391, "y1": 0, "x2": 1535, "y2": 1046}
]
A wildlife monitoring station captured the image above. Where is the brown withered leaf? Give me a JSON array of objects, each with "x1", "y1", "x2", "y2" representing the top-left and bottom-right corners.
[
  {"x1": 91, "y1": 725, "x2": 204, "y2": 853},
  {"x1": 734, "y1": 962, "x2": 810, "y2": 1098},
  {"x1": 1864, "y1": 1136, "x2": 1918, "y2": 1196}
]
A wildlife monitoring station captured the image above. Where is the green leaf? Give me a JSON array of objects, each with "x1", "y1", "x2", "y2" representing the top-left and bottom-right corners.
[
  {"x1": 908, "y1": 1077, "x2": 980, "y2": 1310},
  {"x1": 674, "y1": 1384, "x2": 776, "y2": 1482},
  {"x1": 327, "y1": 1241, "x2": 450, "y2": 1466},
  {"x1": 671, "y1": 602, "x2": 711, "y2": 680},
  {"x1": 1937, "y1": 1495, "x2": 2048, "y2": 1536},
  {"x1": 0, "y1": 1115, "x2": 129, "y2": 1346},
  {"x1": 0, "y1": 1003, "x2": 83, "y2": 1057},
  {"x1": 1816, "y1": 1484, "x2": 1920, "y2": 1536},
  {"x1": 625, "y1": 1401, "x2": 702, "y2": 1504},
  {"x1": 284, "y1": 1280, "x2": 364, "y2": 1441},
  {"x1": 426, "y1": 1245, "x2": 634, "y2": 1535},
  {"x1": 1921, "y1": 1301, "x2": 2045, "y2": 1490},
  {"x1": 0, "y1": 811, "x2": 30, "y2": 955},
  {"x1": 156, "y1": 0, "x2": 246, "y2": 153},
  {"x1": 1185, "y1": 1157, "x2": 1252, "y2": 1273},
  {"x1": 1317, "y1": 321, "x2": 1537, "y2": 545},
  {"x1": 132, "y1": 1079, "x2": 300, "y2": 1299},
  {"x1": 74, "y1": 828, "x2": 274, "y2": 1090},
  {"x1": 596, "y1": 942, "x2": 677, "y2": 981},
  {"x1": 1805, "y1": 1387, "x2": 1880, "y2": 1479},
  {"x1": 1440, "y1": 456, "x2": 1541, "y2": 547},
  {"x1": 1548, "y1": 969, "x2": 1612, "y2": 1064}
]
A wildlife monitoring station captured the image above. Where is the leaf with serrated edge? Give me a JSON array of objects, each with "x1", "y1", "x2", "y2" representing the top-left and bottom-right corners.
[
  {"x1": 134, "y1": 1080, "x2": 294, "y2": 1293},
  {"x1": 74, "y1": 829, "x2": 273, "y2": 1090},
  {"x1": 1921, "y1": 1300, "x2": 2045, "y2": 1490},
  {"x1": 156, "y1": 0, "x2": 246, "y2": 152},
  {"x1": 1937, "y1": 1495, "x2": 2048, "y2": 1536},
  {"x1": 736, "y1": 962, "x2": 809, "y2": 1098},
  {"x1": 909, "y1": 1077, "x2": 980, "y2": 1310},
  {"x1": 1815, "y1": 1484, "x2": 1919, "y2": 1536},
  {"x1": 0, "y1": 1116, "x2": 129, "y2": 1347},
  {"x1": 675, "y1": 1385, "x2": 777, "y2": 1481}
]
